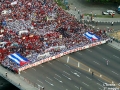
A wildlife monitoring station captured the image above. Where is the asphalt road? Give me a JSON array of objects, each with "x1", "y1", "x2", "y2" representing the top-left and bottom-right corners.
[
  {"x1": 70, "y1": 43, "x2": 120, "y2": 83},
  {"x1": 21, "y1": 59, "x2": 106, "y2": 90}
]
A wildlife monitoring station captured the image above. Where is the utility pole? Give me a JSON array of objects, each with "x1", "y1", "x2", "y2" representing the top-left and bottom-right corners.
[
  {"x1": 79, "y1": 87, "x2": 82, "y2": 90},
  {"x1": 38, "y1": 84, "x2": 41, "y2": 90}
]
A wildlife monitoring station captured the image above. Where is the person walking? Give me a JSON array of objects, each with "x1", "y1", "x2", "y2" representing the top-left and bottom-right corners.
[{"x1": 5, "y1": 72, "x2": 7, "y2": 77}]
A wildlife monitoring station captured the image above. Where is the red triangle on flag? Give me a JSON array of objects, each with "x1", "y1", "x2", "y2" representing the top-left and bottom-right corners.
[{"x1": 20, "y1": 61, "x2": 27, "y2": 66}]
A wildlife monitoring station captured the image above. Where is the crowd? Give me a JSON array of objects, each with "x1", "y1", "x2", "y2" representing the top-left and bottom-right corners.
[{"x1": 0, "y1": 0, "x2": 108, "y2": 72}]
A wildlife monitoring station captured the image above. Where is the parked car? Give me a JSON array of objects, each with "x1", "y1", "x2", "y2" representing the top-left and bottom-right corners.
[{"x1": 102, "y1": 10, "x2": 115, "y2": 15}]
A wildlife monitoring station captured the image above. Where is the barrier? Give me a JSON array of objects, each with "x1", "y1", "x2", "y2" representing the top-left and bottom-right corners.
[{"x1": 18, "y1": 40, "x2": 108, "y2": 72}]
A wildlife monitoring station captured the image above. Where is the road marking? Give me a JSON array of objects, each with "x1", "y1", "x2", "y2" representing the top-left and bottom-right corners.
[
  {"x1": 48, "y1": 62, "x2": 52, "y2": 65},
  {"x1": 71, "y1": 71, "x2": 80, "y2": 77},
  {"x1": 96, "y1": 46, "x2": 101, "y2": 49},
  {"x1": 62, "y1": 74, "x2": 71, "y2": 80},
  {"x1": 97, "y1": 83, "x2": 102, "y2": 87},
  {"x1": 111, "y1": 71, "x2": 119, "y2": 75},
  {"x1": 99, "y1": 88, "x2": 102, "y2": 90},
  {"x1": 82, "y1": 82, "x2": 89, "y2": 86},
  {"x1": 108, "y1": 44, "x2": 120, "y2": 52},
  {"x1": 40, "y1": 65, "x2": 44, "y2": 67},
  {"x1": 23, "y1": 71, "x2": 26, "y2": 73},
  {"x1": 87, "y1": 49, "x2": 92, "y2": 52},
  {"x1": 31, "y1": 68, "x2": 36, "y2": 71},
  {"x1": 74, "y1": 70, "x2": 81, "y2": 74},
  {"x1": 64, "y1": 64, "x2": 70, "y2": 68},
  {"x1": 54, "y1": 77, "x2": 63, "y2": 83},
  {"x1": 97, "y1": 79, "x2": 104, "y2": 83},
  {"x1": 57, "y1": 59, "x2": 60, "y2": 62},
  {"x1": 45, "y1": 80, "x2": 54, "y2": 86},
  {"x1": 55, "y1": 74, "x2": 61, "y2": 78},
  {"x1": 77, "y1": 52, "x2": 82, "y2": 55},
  {"x1": 86, "y1": 76, "x2": 92, "y2": 80},
  {"x1": 74, "y1": 85, "x2": 79, "y2": 89},
  {"x1": 93, "y1": 61, "x2": 100, "y2": 65},
  {"x1": 37, "y1": 80, "x2": 43, "y2": 84},
  {"x1": 63, "y1": 71, "x2": 70, "y2": 75},
  {"x1": 46, "y1": 77, "x2": 53, "y2": 81},
  {"x1": 103, "y1": 57, "x2": 110, "y2": 62},
  {"x1": 113, "y1": 55, "x2": 120, "y2": 59}
]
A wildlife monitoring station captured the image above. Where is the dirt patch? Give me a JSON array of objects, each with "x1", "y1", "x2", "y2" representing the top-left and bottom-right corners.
[{"x1": 110, "y1": 31, "x2": 120, "y2": 40}]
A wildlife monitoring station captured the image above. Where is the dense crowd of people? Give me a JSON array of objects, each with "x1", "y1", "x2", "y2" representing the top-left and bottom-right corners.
[{"x1": 0, "y1": 0, "x2": 108, "y2": 72}]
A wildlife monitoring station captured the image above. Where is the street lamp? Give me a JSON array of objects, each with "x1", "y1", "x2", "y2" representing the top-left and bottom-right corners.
[
  {"x1": 38, "y1": 84, "x2": 41, "y2": 90},
  {"x1": 79, "y1": 87, "x2": 82, "y2": 90}
]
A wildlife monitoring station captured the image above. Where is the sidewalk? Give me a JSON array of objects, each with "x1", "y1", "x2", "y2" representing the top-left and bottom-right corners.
[{"x1": 0, "y1": 66, "x2": 37, "y2": 90}]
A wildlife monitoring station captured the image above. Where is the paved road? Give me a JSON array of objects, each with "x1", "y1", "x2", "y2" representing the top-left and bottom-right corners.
[
  {"x1": 69, "y1": 43, "x2": 120, "y2": 83},
  {"x1": 66, "y1": 0, "x2": 120, "y2": 31},
  {"x1": 21, "y1": 59, "x2": 106, "y2": 90},
  {"x1": 67, "y1": 0, "x2": 117, "y2": 15}
]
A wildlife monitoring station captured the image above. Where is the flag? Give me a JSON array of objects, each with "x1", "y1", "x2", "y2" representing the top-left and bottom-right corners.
[
  {"x1": 8, "y1": 53, "x2": 29, "y2": 66},
  {"x1": 83, "y1": 32, "x2": 100, "y2": 41}
]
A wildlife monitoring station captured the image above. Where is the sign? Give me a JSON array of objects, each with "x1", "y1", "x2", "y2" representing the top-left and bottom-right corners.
[{"x1": 18, "y1": 40, "x2": 108, "y2": 72}]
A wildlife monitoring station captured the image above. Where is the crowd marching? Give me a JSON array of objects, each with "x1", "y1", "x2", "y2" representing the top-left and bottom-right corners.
[{"x1": 0, "y1": 0, "x2": 108, "y2": 72}]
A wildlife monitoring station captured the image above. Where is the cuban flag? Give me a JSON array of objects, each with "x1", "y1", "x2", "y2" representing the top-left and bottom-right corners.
[
  {"x1": 8, "y1": 53, "x2": 29, "y2": 66},
  {"x1": 83, "y1": 32, "x2": 100, "y2": 41}
]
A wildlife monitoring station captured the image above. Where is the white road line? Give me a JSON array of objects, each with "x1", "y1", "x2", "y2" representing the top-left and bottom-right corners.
[
  {"x1": 74, "y1": 85, "x2": 79, "y2": 89},
  {"x1": 46, "y1": 77, "x2": 53, "y2": 81},
  {"x1": 45, "y1": 80, "x2": 54, "y2": 86},
  {"x1": 86, "y1": 76, "x2": 92, "y2": 80},
  {"x1": 93, "y1": 61, "x2": 100, "y2": 65},
  {"x1": 32, "y1": 68, "x2": 36, "y2": 71},
  {"x1": 57, "y1": 59, "x2": 60, "y2": 61},
  {"x1": 113, "y1": 55, "x2": 120, "y2": 59},
  {"x1": 40, "y1": 65, "x2": 44, "y2": 67},
  {"x1": 23, "y1": 71, "x2": 26, "y2": 73},
  {"x1": 55, "y1": 74, "x2": 61, "y2": 78},
  {"x1": 108, "y1": 44, "x2": 120, "y2": 52},
  {"x1": 48, "y1": 62, "x2": 52, "y2": 65},
  {"x1": 111, "y1": 71, "x2": 119, "y2": 75},
  {"x1": 62, "y1": 74, "x2": 71, "y2": 80},
  {"x1": 97, "y1": 79, "x2": 104, "y2": 83},
  {"x1": 99, "y1": 88, "x2": 102, "y2": 90},
  {"x1": 97, "y1": 83, "x2": 102, "y2": 87},
  {"x1": 74, "y1": 70, "x2": 81, "y2": 74},
  {"x1": 37, "y1": 80, "x2": 43, "y2": 84},
  {"x1": 96, "y1": 46, "x2": 101, "y2": 49},
  {"x1": 64, "y1": 64, "x2": 70, "y2": 68},
  {"x1": 77, "y1": 52, "x2": 82, "y2": 55},
  {"x1": 71, "y1": 71, "x2": 80, "y2": 77},
  {"x1": 54, "y1": 77, "x2": 63, "y2": 83},
  {"x1": 63, "y1": 71, "x2": 70, "y2": 75},
  {"x1": 87, "y1": 49, "x2": 92, "y2": 52},
  {"x1": 82, "y1": 82, "x2": 89, "y2": 86},
  {"x1": 103, "y1": 57, "x2": 110, "y2": 62}
]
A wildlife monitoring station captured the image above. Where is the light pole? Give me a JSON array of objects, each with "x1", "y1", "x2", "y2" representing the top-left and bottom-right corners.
[
  {"x1": 38, "y1": 84, "x2": 41, "y2": 90},
  {"x1": 79, "y1": 87, "x2": 82, "y2": 90}
]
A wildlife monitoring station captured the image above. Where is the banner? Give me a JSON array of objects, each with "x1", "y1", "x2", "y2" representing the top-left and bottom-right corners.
[{"x1": 18, "y1": 40, "x2": 108, "y2": 72}]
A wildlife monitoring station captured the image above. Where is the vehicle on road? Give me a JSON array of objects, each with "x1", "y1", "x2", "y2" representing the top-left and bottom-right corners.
[
  {"x1": 117, "y1": 6, "x2": 120, "y2": 14},
  {"x1": 102, "y1": 10, "x2": 115, "y2": 15}
]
